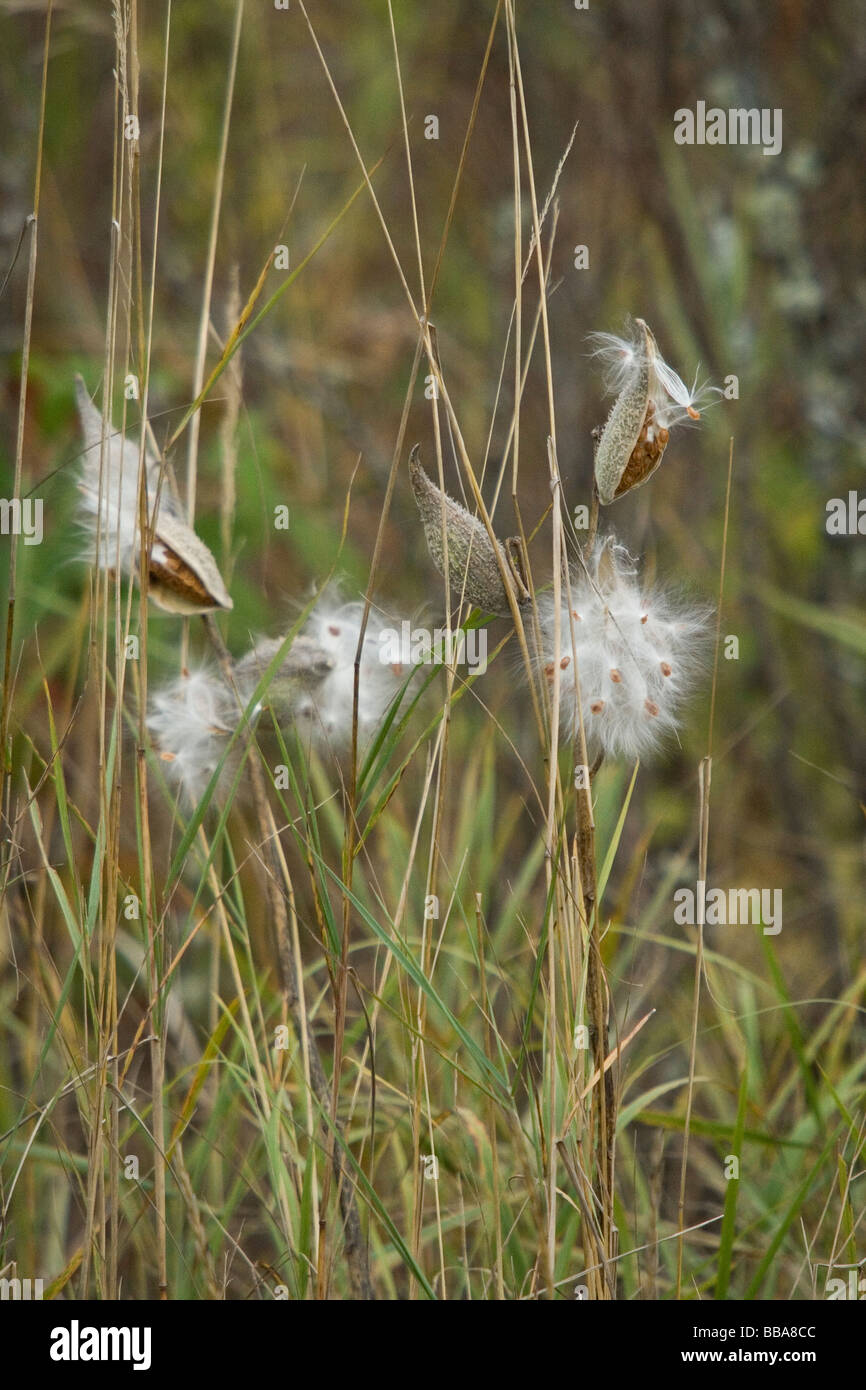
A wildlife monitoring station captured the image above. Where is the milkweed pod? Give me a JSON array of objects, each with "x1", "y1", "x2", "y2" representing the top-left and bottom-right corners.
[
  {"x1": 145, "y1": 514, "x2": 234, "y2": 614},
  {"x1": 232, "y1": 634, "x2": 334, "y2": 718},
  {"x1": 408, "y1": 445, "x2": 528, "y2": 617},
  {"x1": 74, "y1": 375, "x2": 233, "y2": 614},
  {"x1": 591, "y1": 318, "x2": 716, "y2": 505},
  {"x1": 593, "y1": 319, "x2": 665, "y2": 505}
]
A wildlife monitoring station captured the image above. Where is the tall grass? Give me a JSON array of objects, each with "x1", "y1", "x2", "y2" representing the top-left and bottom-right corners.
[{"x1": 1, "y1": 0, "x2": 864, "y2": 1302}]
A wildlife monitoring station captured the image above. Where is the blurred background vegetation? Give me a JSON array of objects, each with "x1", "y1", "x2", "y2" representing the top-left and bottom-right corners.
[{"x1": 1, "y1": 0, "x2": 864, "y2": 1299}]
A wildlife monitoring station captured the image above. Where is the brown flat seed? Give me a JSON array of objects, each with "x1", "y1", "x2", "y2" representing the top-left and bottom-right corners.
[
  {"x1": 613, "y1": 398, "x2": 669, "y2": 499},
  {"x1": 147, "y1": 523, "x2": 232, "y2": 613},
  {"x1": 644, "y1": 699, "x2": 659, "y2": 716},
  {"x1": 148, "y1": 548, "x2": 215, "y2": 606},
  {"x1": 610, "y1": 668, "x2": 623, "y2": 683},
  {"x1": 660, "y1": 661, "x2": 672, "y2": 676},
  {"x1": 560, "y1": 656, "x2": 570, "y2": 669},
  {"x1": 590, "y1": 699, "x2": 605, "y2": 714}
]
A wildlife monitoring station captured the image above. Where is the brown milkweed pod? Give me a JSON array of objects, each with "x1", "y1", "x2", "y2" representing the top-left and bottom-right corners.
[
  {"x1": 74, "y1": 375, "x2": 233, "y2": 615},
  {"x1": 146, "y1": 514, "x2": 233, "y2": 615},
  {"x1": 408, "y1": 445, "x2": 529, "y2": 617},
  {"x1": 589, "y1": 319, "x2": 715, "y2": 506}
]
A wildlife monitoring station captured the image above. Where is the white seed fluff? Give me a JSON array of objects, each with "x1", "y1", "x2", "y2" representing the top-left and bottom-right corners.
[
  {"x1": 74, "y1": 375, "x2": 173, "y2": 576},
  {"x1": 588, "y1": 317, "x2": 719, "y2": 431},
  {"x1": 148, "y1": 596, "x2": 414, "y2": 803},
  {"x1": 148, "y1": 668, "x2": 237, "y2": 803},
  {"x1": 536, "y1": 537, "x2": 711, "y2": 762},
  {"x1": 293, "y1": 600, "x2": 412, "y2": 750}
]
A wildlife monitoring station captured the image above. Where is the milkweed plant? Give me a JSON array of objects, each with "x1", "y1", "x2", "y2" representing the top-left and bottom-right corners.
[
  {"x1": 66, "y1": 299, "x2": 717, "y2": 1303},
  {"x1": 73, "y1": 319, "x2": 714, "y2": 795}
]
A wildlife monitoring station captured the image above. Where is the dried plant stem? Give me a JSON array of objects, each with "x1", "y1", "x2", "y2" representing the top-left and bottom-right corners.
[
  {"x1": 505, "y1": 0, "x2": 620, "y2": 1297},
  {"x1": 325, "y1": 327, "x2": 425, "y2": 1294},
  {"x1": 476, "y1": 894, "x2": 506, "y2": 1299},
  {"x1": 219, "y1": 267, "x2": 242, "y2": 573},
  {"x1": 82, "y1": 0, "x2": 149, "y2": 1298},
  {"x1": 127, "y1": 0, "x2": 172, "y2": 1300},
  {"x1": 543, "y1": 440, "x2": 566, "y2": 1297},
  {"x1": 180, "y1": 0, "x2": 244, "y2": 674},
  {"x1": 409, "y1": 322, "x2": 452, "y2": 1297},
  {"x1": 676, "y1": 439, "x2": 734, "y2": 1294},
  {"x1": 0, "y1": 0, "x2": 51, "y2": 828},
  {"x1": 676, "y1": 755, "x2": 710, "y2": 1297},
  {"x1": 185, "y1": 0, "x2": 243, "y2": 521},
  {"x1": 586, "y1": 482, "x2": 600, "y2": 552},
  {"x1": 201, "y1": 614, "x2": 374, "y2": 1300},
  {"x1": 577, "y1": 783, "x2": 617, "y2": 1296}
]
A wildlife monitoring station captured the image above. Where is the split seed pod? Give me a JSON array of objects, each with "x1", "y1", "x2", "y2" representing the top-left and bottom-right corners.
[
  {"x1": 74, "y1": 376, "x2": 232, "y2": 614},
  {"x1": 408, "y1": 445, "x2": 529, "y2": 617},
  {"x1": 593, "y1": 319, "x2": 664, "y2": 505},
  {"x1": 591, "y1": 318, "x2": 712, "y2": 506},
  {"x1": 232, "y1": 634, "x2": 335, "y2": 719},
  {"x1": 149, "y1": 598, "x2": 416, "y2": 802},
  {"x1": 146, "y1": 516, "x2": 233, "y2": 615}
]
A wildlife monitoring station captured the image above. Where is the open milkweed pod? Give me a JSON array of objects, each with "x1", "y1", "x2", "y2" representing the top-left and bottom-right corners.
[
  {"x1": 533, "y1": 534, "x2": 712, "y2": 762},
  {"x1": 234, "y1": 598, "x2": 415, "y2": 752},
  {"x1": 590, "y1": 319, "x2": 716, "y2": 505},
  {"x1": 408, "y1": 445, "x2": 529, "y2": 617},
  {"x1": 148, "y1": 597, "x2": 418, "y2": 803},
  {"x1": 232, "y1": 634, "x2": 335, "y2": 720},
  {"x1": 74, "y1": 375, "x2": 232, "y2": 614},
  {"x1": 145, "y1": 514, "x2": 233, "y2": 615}
]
